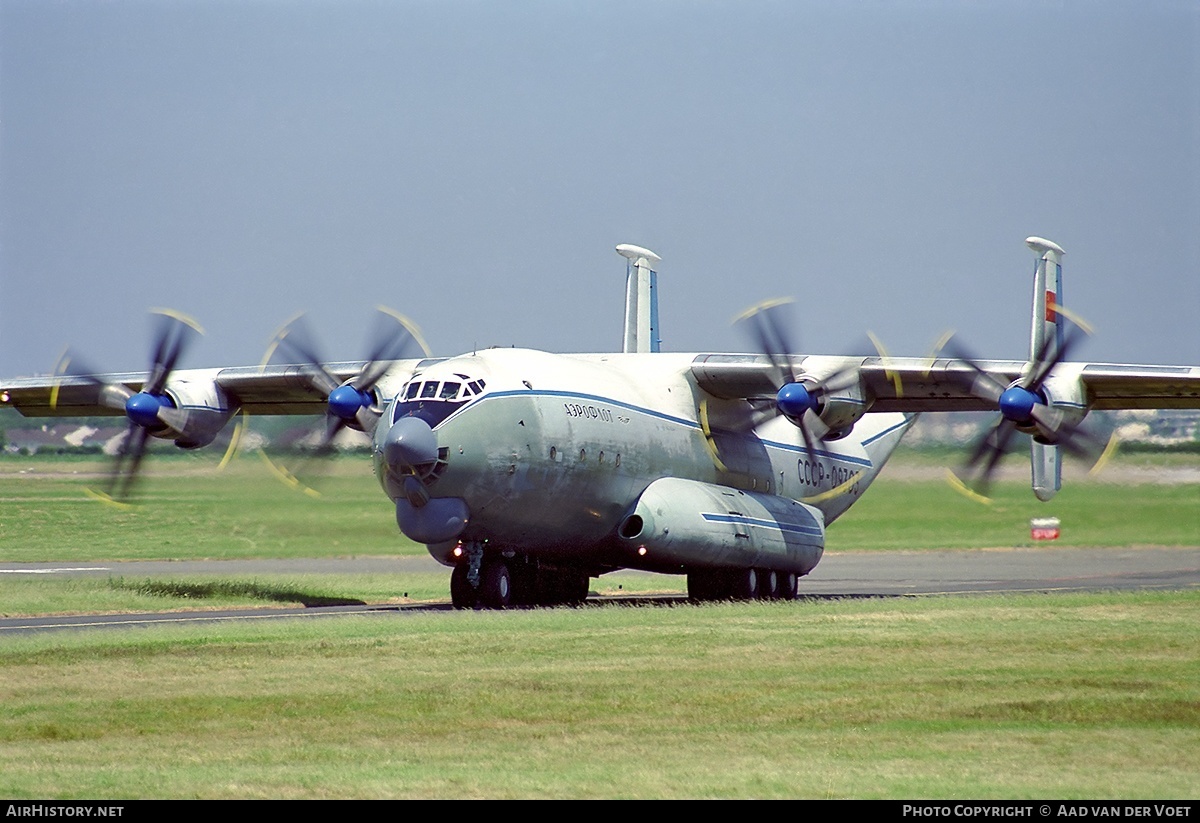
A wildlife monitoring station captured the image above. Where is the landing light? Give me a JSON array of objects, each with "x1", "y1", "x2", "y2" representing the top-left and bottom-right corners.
[
  {"x1": 452, "y1": 543, "x2": 464, "y2": 558},
  {"x1": 637, "y1": 546, "x2": 647, "y2": 557}
]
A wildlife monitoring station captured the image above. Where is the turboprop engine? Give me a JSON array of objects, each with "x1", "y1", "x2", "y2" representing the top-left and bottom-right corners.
[
  {"x1": 775, "y1": 356, "x2": 869, "y2": 439},
  {"x1": 139, "y1": 370, "x2": 236, "y2": 449},
  {"x1": 49, "y1": 310, "x2": 242, "y2": 502}
]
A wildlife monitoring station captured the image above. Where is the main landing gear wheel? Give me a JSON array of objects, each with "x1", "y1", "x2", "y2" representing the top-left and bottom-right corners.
[
  {"x1": 450, "y1": 563, "x2": 477, "y2": 610},
  {"x1": 480, "y1": 561, "x2": 512, "y2": 609},
  {"x1": 688, "y1": 567, "x2": 797, "y2": 603},
  {"x1": 527, "y1": 568, "x2": 590, "y2": 607},
  {"x1": 757, "y1": 568, "x2": 779, "y2": 599},
  {"x1": 687, "y1": 569, "x2": 726, "y2": 602},
  {"x1": 729, "y1": 568, "x2": 759, "y2": 601},
  {"x1": 777, "y1": 571, "x2": 799, "y2": 600}
]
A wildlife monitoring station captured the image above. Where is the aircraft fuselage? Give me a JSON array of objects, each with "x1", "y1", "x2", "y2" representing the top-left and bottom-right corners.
[{"x1": 372, "y1": 347, "x2": 913, "y2": 581}]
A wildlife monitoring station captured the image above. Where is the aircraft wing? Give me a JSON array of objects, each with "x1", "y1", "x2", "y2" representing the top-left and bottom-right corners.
[
  {"x1": 690, "y1": 354, "x2": 1200, "y2": 412},
  {"x1": 862, "y1": 359, "x2": 1200, "y2": 412},
  {"x1": 0, "y1": 360, "x2": 427, "y2": 418}
]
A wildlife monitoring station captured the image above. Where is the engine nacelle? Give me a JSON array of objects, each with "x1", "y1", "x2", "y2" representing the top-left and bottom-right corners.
[
  {"x1": 1017, "y1": 365, "x2": 1090, "y2": 443},
  {"x1": 788, "y1": 357, "x2": 870, "y2": 438},
  {"x1": 976, "y1": 362, "x2": 1094, "y2": 502},
  {"x1": 810, "y1": 387, "x2": 867, "y2": 439},
  {"x1": 617, "y1": 477, "x2": 825, "y2": 575},
  {"x1": 159, "y1": 370, "x2": 237, "y2": 449}
]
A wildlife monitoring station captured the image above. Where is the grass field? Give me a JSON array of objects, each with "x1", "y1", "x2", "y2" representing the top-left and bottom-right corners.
[
  {"x1": 1, "y1": 592, "x2": 1197, "y2": 799},
  {"x1": 3, "y1": 448, "x2": 1198, "y2": 562},
  {"x1": 0, "y1": 448, "x2": 1196, "y2": 798}
]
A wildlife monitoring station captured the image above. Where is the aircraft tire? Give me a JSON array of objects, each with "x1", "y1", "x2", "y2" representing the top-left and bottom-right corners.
[
  {"x1": 687, "y1": 569, "x2": 725, "y2": 602},
  {"x1": 450, "y1": 563, "x2": 477, "y2": 610},
  {"x1": 757, "y1": 568, "x2": 779, "y2": 600},
  {"x1": 729, "y1": 568, "x2": 758, "y2": 601},
  {"x1": 777, "y1": 571, "x2": 798, "y2": 600},
  {"x1": 480, "y1": 561, "x2": 512, "y2": 609}
]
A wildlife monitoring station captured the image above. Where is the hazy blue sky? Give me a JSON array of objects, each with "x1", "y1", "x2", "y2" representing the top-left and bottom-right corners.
[{"x1": 2, "y1": 0, "x2": 1197, "y2": 378}]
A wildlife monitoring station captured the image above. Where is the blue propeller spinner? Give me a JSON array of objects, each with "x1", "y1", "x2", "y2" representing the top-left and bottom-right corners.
[
  {"x1": 327, "y1": 384, "x2": 374, "y2": 421},
  {"x1": 125, "y1": 390, "x2": 174, "y2": 428},
  {"x1": 775, "y1": 381, "x2": 819, "y2": 424}
]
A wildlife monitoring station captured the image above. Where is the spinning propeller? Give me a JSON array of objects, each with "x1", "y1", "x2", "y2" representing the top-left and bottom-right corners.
[
  {"x1": 713, "y1": 298, "x2": 892, "y2": 501},
  {"x1": 938, "y1": 313, "x2": 1117, "y2": 502},
  {"x1": 259, "y1": 306, "x2": 430, "y2": 493},
  {"x1": 53, "y1": 309, "x2": 203, "y2": 506}
]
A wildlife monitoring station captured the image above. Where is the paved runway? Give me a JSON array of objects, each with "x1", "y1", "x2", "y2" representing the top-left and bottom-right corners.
[{"x1": 1, "y1": 546, "x2": 1196, "y2": 635}]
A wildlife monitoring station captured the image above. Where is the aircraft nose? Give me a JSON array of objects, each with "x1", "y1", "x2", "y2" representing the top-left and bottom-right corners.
[{"x1": 384, "y1": 415, "x2": 438, "y2": 471}]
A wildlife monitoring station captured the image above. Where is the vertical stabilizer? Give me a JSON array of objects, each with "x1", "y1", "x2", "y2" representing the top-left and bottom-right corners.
[
  {"x1": 1025, "y1": 236, "x2": 1065, "y2": 501},
  {"x1": 616, "y1": 244, "x2": 662, "y2": 353}
]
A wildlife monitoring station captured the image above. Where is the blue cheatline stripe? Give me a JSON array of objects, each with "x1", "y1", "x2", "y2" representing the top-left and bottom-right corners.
[
  {"x1": 756, "y1": 434, "x2": 872, "y2": 467},
  {"x1": 440, "y1": 388, "x2": 877, "y2": 468},
  {"x1": 701, "y1": 512, "x2": 823, "y2": 538},
  {"x1": 861, "y1": 416, "x2": 915, "y2": 447}
]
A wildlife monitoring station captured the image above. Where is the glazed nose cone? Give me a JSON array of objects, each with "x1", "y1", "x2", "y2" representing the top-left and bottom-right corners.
[{"x1": 384, "y1": 416, "x2": 438, "y2": 471}]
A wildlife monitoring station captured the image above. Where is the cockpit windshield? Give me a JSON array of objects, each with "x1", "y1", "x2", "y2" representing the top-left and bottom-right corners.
[{"x1": 391, "y1": 373, "x2": 487, "y2": 428}]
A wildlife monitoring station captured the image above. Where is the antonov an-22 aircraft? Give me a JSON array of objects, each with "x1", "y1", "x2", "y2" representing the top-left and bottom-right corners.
[{"x1": 2, "y1": 237, "x2": 1198, "y2": 608}]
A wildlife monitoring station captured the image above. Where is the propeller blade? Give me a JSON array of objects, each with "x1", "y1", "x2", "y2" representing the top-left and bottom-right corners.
[
  {"x1": 938, "y1": 308, "x2": 1105, "y2": 502},
  {"x1": 1024, "y1": 321, "x2": 1086, "y2": 392},
  {"x1": 58, "y1": 309, "x2": 203, "y2": 505},
  {"x1": 268, "y1": 313, "x2": 341, "y2": 396},
  {"x1": 951, "y1": 417, "x2": 1020, "y2": 502},
  {"x1": 260, "y1": 307, "x2": 430, "y2": 494},
  {"x1": 92, "y1": 423, "x2": 152, "y2": 505},
  {"x1": 936, "y1": 334, "x2": 1007, "y2": 406},
  {"x1": 52, "y1": 350, "x2": 135, "y2": 412},
  {"x1": 145, "y1": 309, "x2": 202, "y2": 395},
  {"x1": 353, "y1": 307, "x2": 429, "y2": 393},
  {"x1": 734, "y1": 298, "x2": 799, "y2": 386}
]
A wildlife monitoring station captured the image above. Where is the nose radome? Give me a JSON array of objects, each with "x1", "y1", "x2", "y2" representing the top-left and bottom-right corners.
[{"x1": 384, "y1": 416, "x2": 438, "y2": 470}]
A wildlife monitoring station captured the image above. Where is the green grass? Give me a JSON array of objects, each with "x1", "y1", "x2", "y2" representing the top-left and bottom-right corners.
[
  {"x1": 3, "y1": 450, "x2": 1197, "y2": 562},
  {"x1": 0, "y1": 571, "x2": 678, "y2": 617},
  {"x1": 0, "y1": 453, "x2": 422, "y2": 561},
  {"x1": 0, "y1": 591, "x2": 1196, "y2": 799},
  {"x1": 0, "y1": 449, "x2": 1195, "y2": 798},
  {"x1": 833, "y1": 476, "x2": 1200, "y2": 550}
]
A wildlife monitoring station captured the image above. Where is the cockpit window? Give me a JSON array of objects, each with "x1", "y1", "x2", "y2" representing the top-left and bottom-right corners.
[{"x1": 392, "y1": 374, "x2": 487, "y2": 429}]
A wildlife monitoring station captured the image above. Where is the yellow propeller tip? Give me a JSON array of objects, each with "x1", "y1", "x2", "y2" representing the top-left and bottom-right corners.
[
  {"x1": 84, "y1": 487, "x2": 136, "y2": 510},
  {"x1": 149, "y1": 307, "x2": 205, "y2": 335},
  {"x1": 731, "y1": 297, "x2": 794, "y2": 324},
  {"x1": 943, "y1": 469, "x2": 992, "y2": 505}
]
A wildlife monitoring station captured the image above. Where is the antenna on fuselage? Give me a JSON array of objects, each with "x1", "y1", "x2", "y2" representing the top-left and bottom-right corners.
[{"x1": 616, "y1": 244, "x2": 662, "y2": 353}]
